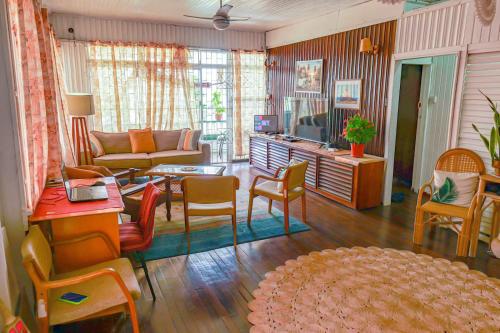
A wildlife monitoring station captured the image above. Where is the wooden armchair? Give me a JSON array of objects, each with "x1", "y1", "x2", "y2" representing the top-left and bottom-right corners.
[
  {"x1": 248, "y1": 161, "x2": 308, "y2": 233},
  {"x1": 181, "y1": 176, "x2": 240, "y2": 252},
  {"x1": 66, "y1": 165, "x2": 172, "y2": 221},
  {"x1": 21, "y1": 225, "x2": 141, "y2": 333},
  {"x1": 413, "y1": 148, "x2": 486, "y2": 256}
]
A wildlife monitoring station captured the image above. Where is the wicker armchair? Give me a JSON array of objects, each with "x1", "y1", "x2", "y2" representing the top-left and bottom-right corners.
[{"x1": 413, "y1": 148, "x2": 486, "y2": 256}]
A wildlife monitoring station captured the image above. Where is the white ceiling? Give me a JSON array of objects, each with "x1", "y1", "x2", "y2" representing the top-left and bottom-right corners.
[{"x1": 43, "y1": 0, "x2": 371, "y2": 32}]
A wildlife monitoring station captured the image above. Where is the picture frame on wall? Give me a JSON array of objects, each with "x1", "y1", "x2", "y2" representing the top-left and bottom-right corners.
[
  {"x1": 334, "y1": 79, "x2": 362, "y2": 109},
  {"x1": 294, "y1": 59, "x2": 323, "y2": 94}
]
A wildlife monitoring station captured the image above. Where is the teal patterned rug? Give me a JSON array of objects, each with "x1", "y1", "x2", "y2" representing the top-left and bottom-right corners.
[{"x1": 143, "y1": 215, "x2": 310, "y2": 260}]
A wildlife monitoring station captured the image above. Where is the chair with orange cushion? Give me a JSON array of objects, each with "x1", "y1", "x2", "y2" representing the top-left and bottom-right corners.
[{"x1": 119, "y1": 183, "x2": 161, "y2": 301}]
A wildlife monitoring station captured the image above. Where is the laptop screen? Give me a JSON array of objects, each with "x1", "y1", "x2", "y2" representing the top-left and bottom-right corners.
[{"x1": 60, "y1": 163, "x2": 73, "y2": 200}]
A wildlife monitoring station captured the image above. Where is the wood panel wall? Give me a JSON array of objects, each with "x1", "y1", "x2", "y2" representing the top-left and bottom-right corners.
[{"x1": 267, "y1": 20, "x2": 397, "y2": 156}]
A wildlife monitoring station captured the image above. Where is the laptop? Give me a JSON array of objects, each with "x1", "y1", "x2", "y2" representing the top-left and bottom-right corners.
[{"x1": 61, "y1": 165, "x2": 108, "y2": 202}]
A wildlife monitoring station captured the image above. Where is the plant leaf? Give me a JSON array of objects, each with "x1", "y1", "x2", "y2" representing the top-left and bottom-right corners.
[{"x1": 432, "y1": 177, "x2": 458, "y2": 204}]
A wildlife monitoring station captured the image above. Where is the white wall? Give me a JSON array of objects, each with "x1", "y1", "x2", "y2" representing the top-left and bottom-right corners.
[
  {"x1": 50, "y1": 13, "x2": 266, "y2": 51},
  {"x1": 0, "y1": 0, "x2": 33, "y2": 313},
  {"x1": 265, "y1": 0, "x2": 404, "y2": 48}
]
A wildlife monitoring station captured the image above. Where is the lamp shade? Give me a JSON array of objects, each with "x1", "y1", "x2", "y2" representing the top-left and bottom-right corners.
[
  {"x1": 66, "y1": 93, "x2": 94, "y2": 116},
  {"x1": 359, "y1": 38, "x2": 373, "y2": 53}
]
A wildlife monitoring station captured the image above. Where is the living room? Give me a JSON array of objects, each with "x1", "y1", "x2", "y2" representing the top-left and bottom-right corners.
[{"x1": 0, "y1": 0, "x2": 499, "y2": 332}]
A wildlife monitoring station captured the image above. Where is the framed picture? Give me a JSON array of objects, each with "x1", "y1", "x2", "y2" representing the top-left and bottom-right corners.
[
  {"x1": 294, "y1": 59, "x2": 323, "y2": 94},
  {"x1": 334, "y1": 79, "x2": 362, "y2": 109}
]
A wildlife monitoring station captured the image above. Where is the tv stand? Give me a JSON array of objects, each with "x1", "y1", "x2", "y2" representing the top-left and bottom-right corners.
[{"x1": 249, "y1": 135, "x2": 385, "y2": 209}]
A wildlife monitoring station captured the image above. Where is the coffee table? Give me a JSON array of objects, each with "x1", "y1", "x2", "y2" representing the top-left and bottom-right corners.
[
  {"x1": 146, "y1": 164, "x2": 226, "y2": 177},
  {"x1": 146, "y1": 164, "x2": 226, "y2": 199}
]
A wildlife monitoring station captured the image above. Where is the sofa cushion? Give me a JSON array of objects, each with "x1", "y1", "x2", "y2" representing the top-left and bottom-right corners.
[
  {"x1": 128, "y1": 128, "x2": 156, "y2": 153},
  {"x1": 149, "y1": 150, "x2": 204, "y2": 165},
  {"x1": 153, "y1": 130, "x2": 182, "y2": 151},
  {"x1": 89, "y1": 132, "x2": 105, "y2": 157},
  {"x1": 94, "y1": 153, "x2": 151, "y2": 169},
  {"x1": 91, "y1": 131, "x2": 132, "y2": 154}
]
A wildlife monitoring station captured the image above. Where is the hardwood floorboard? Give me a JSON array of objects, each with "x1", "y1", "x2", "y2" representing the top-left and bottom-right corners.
[{"x1": 56, "y1": 163, "x2": 499, "y2": 333}]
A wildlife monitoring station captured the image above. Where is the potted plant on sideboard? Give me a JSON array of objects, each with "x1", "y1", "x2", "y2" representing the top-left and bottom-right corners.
[
  {"x1": 212, "y1": 90, "x2": 225, "y2": 121},
  {"x1": 472, "y1": 92, "x2": 500, "y2": 176},
  {"x1": 343, "y1": 114, "x2": 376, "y2": 158}
]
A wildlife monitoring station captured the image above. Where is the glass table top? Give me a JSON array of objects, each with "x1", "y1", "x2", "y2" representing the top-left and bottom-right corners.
[{"x1": 146, "y1": 164, "x2": 226, "y2": 176}]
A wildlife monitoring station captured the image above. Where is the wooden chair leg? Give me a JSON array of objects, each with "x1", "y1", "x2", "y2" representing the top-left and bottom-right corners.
[
  {"x1": 413, "y1": 208, "x2": 425, "y2": 245},
  {"x1": 457, "y1": 217, "x2": 472, "y2": 257},
  {"x1": 138, "y1": 252, "x2": 156, "y2": 301},
  {"x1": 284, "y1": 199, "x2": 290, "y2": 234},
  {"x1": 268, "y1": 199, "x2": 273, "y2": 213},
  {"x1": 247, "y1": 193, "x2": 254, "y2": 226},
  {"x1": 127, "y1": 294, "x2": 140, "y2": 333},
  {"x1": 232, "y1": 213, "x2": 237, "y2": 247},
  {"x1": 301, "y1": 193, "x2": 307, "y2": 223},
  {"x1": 185, "y1": 214, "x2": 191, "y2": 254}
]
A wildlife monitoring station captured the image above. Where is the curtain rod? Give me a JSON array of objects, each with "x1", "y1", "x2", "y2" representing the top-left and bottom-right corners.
[{"x1": 57, "y1": 38, "x2": 266, "y2": 53}]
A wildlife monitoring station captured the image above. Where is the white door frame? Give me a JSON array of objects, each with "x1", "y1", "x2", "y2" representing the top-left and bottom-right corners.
[{"x1": 383, "y1": 53, "x2": 459, "y2": 205}]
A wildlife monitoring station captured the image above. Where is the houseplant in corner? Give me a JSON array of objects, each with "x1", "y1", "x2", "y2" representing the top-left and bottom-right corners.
[
  {"x1": 472, "y1": 91, "x2": 500, "y2": 175},
  {"x1": 212, "y1": 90, "x2": 225, "y2": 121},
  {"x1": 343, "y1": 114, "x2": 376, "y2": 158}
]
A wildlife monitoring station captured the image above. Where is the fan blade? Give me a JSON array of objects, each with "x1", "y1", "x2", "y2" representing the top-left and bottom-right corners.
[
  {"x1": 183, "y1": 15, "x2": 213, "y2": 20},
  {"x1": 216, "y1": 4, "x2": 233, "y2": 16},
  {"x1": 228, "y1": 17, "x2": 250, "y2": 21}
]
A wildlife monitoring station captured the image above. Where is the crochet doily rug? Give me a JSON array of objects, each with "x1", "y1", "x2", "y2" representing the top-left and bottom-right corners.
[{"x1": 248, "y1": 247, "x2": 500, "y2": 332}]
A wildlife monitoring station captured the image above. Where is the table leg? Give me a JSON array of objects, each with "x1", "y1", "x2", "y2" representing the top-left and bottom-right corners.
[{"x1": 166, "y1": 178, "x2": 172, "y2": 221}]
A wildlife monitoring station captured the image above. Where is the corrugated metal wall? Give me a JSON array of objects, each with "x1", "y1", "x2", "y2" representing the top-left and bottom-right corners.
[
  {"x1": 267, "y1": 21, "x2": 397, "y2": 156},
  {"x1": 50, "y1": 13, "x2": 265, "y2": 51}
]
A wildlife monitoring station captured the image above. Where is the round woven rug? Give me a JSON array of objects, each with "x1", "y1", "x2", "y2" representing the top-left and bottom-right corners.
[{"x1": 248, "y1": 247, "x2": 500, "y2": 332}]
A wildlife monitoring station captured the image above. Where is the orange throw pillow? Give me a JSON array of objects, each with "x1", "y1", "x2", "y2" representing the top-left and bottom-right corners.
[{"x1": 128, "y1": 128, "x2": 157, "y2": 153}]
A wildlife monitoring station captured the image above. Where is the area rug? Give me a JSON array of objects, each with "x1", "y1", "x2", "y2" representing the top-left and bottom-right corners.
[
  {"x1": 248, "y1": 247, "x2": 500, "y2": 332},
  {"x1": 122, "y1": 189, "x2": 310, "y2": 260}
]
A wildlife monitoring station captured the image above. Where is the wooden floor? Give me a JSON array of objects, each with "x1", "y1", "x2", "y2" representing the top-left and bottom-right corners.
[{"x1": 59, "y1": 163, "x2": 499, "y2": 333}]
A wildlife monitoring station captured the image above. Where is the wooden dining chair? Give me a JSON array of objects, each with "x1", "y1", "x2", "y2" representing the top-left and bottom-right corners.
[
  {"x1": 21, "y1": 225, "x2": 141, "y2": 333},
  {"x1": 248, "y1": 160, "x2": 308, "y2": 233},
  {"x1": 181, "y1": 176, "x2": 240, "y2": 252},
  {"x1": 119, "y1": 183, "x2": 162, "y2": 301},
  {"x1": 413, "y1": 148, "x2": 486, "y2": 256}
]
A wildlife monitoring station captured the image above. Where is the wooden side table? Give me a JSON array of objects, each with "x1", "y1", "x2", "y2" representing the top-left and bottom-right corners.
[{"x1": 470, "y1": 174, "x2": 500, "y2": 257}]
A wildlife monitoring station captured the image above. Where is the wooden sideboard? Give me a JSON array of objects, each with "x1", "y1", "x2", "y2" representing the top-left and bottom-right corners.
[{"x1": 249, "y1": 135, "x2": 385, "y2": 209}]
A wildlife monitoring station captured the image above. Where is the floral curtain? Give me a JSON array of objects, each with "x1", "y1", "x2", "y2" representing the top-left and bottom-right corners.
[
  {"x1": 232, "y1": 50, "x2": 266, "y2": 158},
  {"x1": 87, "y1": 42, "x2": 199, "y2": 132},
  {"x1": 7, "y1": 0, "x2": 74, "y2": 212}
]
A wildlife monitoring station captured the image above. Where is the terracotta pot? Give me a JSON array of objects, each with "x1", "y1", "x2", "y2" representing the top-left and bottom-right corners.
[
  {"x1": 493, "y1": 159, "x2": 500, "y2": 176},
  {"x1": 215, "y1": 113, "x2": 223, "y2": 121},
  {"x1": 351, "y1": 143, "x2": 365, "y2": 158}
]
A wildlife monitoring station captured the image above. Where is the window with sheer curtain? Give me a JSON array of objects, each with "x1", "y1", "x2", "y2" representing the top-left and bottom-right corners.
[
  {"x1": 232, "y1": 51, "x2": 266, "y2": 159},
  {"x1": 87, "y1": 43, "x2": 199, "y2": 132},
  {"x1": 87, "y1": 43, "x2": 266, "y2": 160}
]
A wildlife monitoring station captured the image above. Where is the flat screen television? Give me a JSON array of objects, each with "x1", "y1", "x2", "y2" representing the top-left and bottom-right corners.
[
  {"x1": 283, "y1": 97, "x2": 329, "y2": 143},
  {"x1": 254, "y1": 115, "x2": 278, "y2": 133}
]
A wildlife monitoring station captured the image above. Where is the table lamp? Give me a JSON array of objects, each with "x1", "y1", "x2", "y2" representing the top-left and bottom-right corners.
[{"x1": 66, "y1": 93, "x2": 95, "y2": 165}]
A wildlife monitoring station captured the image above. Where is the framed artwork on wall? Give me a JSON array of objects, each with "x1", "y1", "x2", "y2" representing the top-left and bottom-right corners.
[
  {"x1": 294, "y1": 59, "x2": 323, "y2": 93},
  {"x1": 334, "y1": 79, "x2": 362, "y2": 109}
]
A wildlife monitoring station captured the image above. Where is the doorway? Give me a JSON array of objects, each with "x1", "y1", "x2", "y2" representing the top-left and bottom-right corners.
[
  {"x1": 393, "y1": 64, "x2": 423, "y2": 189},
  {"x1": 384, "y1": 54, "x2": 458, "y2": 205}
]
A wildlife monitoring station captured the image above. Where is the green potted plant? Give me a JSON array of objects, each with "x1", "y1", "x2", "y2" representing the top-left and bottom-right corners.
[
  {"x1": 343, "y1": 114, "x2": 376, "y2": 158},
  {"x1": 472, "y1": 91, "x2": 500, "y2": 175},
  {"x1": 211, "y1": 90, "x2": 225, "y2": 121}
]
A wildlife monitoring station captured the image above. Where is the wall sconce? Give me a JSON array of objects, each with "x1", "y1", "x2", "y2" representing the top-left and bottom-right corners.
[
  {"x1": 265, "y1": 60, "x2": 276, "y2": 68},
  {"x1": 359, "y1": 37, "x2": 380, "y2": 55}
]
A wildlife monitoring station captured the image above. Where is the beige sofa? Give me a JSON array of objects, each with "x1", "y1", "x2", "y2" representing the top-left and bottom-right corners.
[{"x1": 91, "y1": 130, "x2": 211, "y2": 170}]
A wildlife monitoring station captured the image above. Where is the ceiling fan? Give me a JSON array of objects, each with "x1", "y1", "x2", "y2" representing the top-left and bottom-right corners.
[{"x1": 183, "y1": 0, "x2": 250, "y2": 31}]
